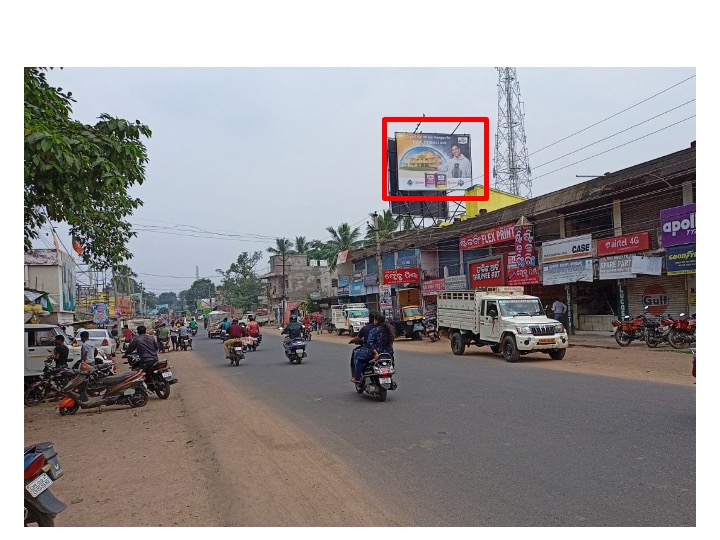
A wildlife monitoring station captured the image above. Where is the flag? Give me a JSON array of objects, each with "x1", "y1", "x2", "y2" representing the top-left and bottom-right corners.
[{"x1": 72, "y1": 239, "x2": 83, "y2": 255}]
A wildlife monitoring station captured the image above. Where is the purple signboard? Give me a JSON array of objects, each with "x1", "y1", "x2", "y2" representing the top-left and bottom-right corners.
[{"x1": 660, "y1": 203, "x2": 696, "y2": 247}]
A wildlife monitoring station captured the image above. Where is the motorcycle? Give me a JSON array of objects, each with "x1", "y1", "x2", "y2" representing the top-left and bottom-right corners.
[
  {"x1": 424, "y1": 316, "x2": 439, "y2": 342},
  {"x1": 284, "y1": 337, "x2": 307, "y2": 363},
  {"x1": 611, "y1": 307, "x2": 650, "y2": 346},
  {"x1": 24, "y1": 360, "x2": 77, "y2": 407},
  {"x1": 125, "y1": 353, "x2": 177, "y2": 399},
  {"x1": 350, "y1": 346, "x2": 397, "y2": 402},
  {"x1": 56, "y1": 362, "x2": 149, "y2": 416},
  {"x1": 229, "y1": 341, "x2": 245, "y2": 365},
  {"x1": 178, "y1": 335, "x2": 192, "y2": 351},
  {"x1": 302, "y1": 324, "x2": 313, "y2": 341},
  {"x1": 24, "y1": 441, "x2": 66, "y2": 526},
  {"x1": 191, "y1": 327, "x2": 198, "y2": 337},
  {"x1": 644, "y1": 315, "x2": 674, "y2": 348},
  {"x1": 668, "y1": 312, "x2": 696, "y2": 349},
  {"x1": 242, "y1": 335, "x2": 258, "y2": 352},
  {"x1": 158, "y1": 336, "x2": 171, "y2": 353}
]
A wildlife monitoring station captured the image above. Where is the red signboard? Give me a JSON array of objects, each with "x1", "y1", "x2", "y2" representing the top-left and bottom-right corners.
[
  {"x1": 469, "y1": 257, "x2": 503, "y2": 288},
  {"x1": 459, "y1": 222, "x2": 515, "y2": 250},
  {"x1": 597, "y1": 231, "x2": 650, "y2": 257},
  {"x1": 505, "y1": 253, "x2": 540, "y2": 286},
  {"x1": 383, "y1": 268, "x2": 420, "y2": 284},
  {"x1": 422, "y1": 278, "x2": 446, "y2": 295}
]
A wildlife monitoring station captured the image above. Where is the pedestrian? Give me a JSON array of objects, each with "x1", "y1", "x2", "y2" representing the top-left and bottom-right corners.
[
  {"x1": 79, "y1": 331, "x2": 96, "y2": 365},
  {"x1": 552, "y1": 297, "x2": 567, "y2": 322},
  {"x1": 52, "y1": 334, "x2": 70, "y2": 368},
  {"x1": 316, "y1": 313, "x2": 324, "y2": 334}
]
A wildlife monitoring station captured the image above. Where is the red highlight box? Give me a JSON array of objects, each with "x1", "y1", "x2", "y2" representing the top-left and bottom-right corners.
[{"x1": 382, "y1": 116, "x2": 490, "y2": 202}]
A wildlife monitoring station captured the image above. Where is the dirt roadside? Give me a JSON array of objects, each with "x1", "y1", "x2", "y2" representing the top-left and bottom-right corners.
[{"x1": 24, "y1": 332, "x2": 693, "y2": 527}]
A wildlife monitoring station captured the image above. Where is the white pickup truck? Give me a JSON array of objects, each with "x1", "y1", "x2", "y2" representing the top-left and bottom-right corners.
[
  {"x1": 329, "y1": 303, "x2": 369, "y2": 336},
  {"x1": 437, "y1": 287, "x2": 569, "y2": 362},
  {"x1": 240, "y1": 311, "x2": 270, "y2": 326}
]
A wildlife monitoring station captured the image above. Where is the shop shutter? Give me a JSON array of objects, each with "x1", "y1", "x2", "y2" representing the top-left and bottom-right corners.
[{"x1": 626, "y1": 274, "x2": 687, "y2": 319}]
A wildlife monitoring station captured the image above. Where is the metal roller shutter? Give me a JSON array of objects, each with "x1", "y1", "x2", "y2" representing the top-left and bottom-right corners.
[{"x1": 626, "y1": 274, "x2": 687, "y2": 319}]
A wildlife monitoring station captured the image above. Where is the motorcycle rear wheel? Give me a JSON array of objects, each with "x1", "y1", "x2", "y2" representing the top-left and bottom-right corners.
[
  {"x1": 58, "y1": 402, "x2": 80, "y2": 416},
  {"x1": 155, "y1": 380, "x2": 171, "y2": 399},
  {"x1": 614, "y1": 329, "x2": 632, "y2": 347},
  {"x1": 645, "y1": 332, "x2": 659, "y2": 348},
  {"x1": 129, "y1": 388, "x2": 149, "y2": 408},
  {"x1": 24, "y1": 386, "x2": 47, "y2": 407},
  {"x1": 24, "y1": 505, "x2": 55, "y2": 526},
  {"x1": 376, "y1": 385, "x2": 387, "y2": 402},
  {"x1": 668, "y1": 329, "x2": 689, "y2": 349}
]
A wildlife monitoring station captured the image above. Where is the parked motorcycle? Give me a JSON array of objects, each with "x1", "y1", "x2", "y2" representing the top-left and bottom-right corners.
[
  {"x1": 424, "y1": 316, "x2": 439, "y2": 342},
  {"x1": 349, "y1": 346, "x2": 397, "y2": 402},
  {"x1": 284, "y1": 337, "x2": 307, "y2": 363},
  {"x1": 611, "y1": 307, "x2": 650, "y2": 346},
  {"x1": 125, "y1": 353, "x2": 177, "y2": 399},
  {"x1": 644, "y1": 315, "x2": 673, "y2": 348},
  {"x1": 24, "y1": 441, "x2": 66, "y2": 526},
  {"x1": 24, "y1": 360, "x2": 77, "y2": 407},
  {"x1": 668, "y1": 312, "x2": 696, "y2": 349},
  {"x1": 56, "y1": 362, "x2": 149, "y2": 415}
]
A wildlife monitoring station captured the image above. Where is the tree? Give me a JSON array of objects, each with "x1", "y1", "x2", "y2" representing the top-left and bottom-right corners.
[
  {"x1": 294, "y1": 236, "x2": 310, "y2": 255},
  {"x1": 215, "y1": 252, "x2": 264, "y2": 311},
  {"x1": 24, "y1": 68, "x2": 152, "y2": 270},
  {"x1": 365, "y1": 210, "x2": 398, "y2": 243},
  {"x1": 185, "y1": 278, "x2": 216, "y2": 311},
  {"x1": 267, "y1": 237, "x2": 294, "y2": 256},
  {"x1": 398, "y1": 214, "x2": 417, "y2": 232},
  {"x1": 306, "y1": 239, "x2": 333, "y2": 263},
  {"x1": 158, "y1": 292, "x2": 177, "y2": 307},
  {"x1": 178, "y1": 290, "x2": 188, "y2": 309},
  {"x1": 326, "y1": 222, "x2": 362, "y2": 269}
]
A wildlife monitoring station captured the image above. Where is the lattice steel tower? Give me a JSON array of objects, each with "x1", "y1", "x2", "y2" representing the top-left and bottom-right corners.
[{"x1": 493, "y1": 67, "x2": 532, "y2": 198}]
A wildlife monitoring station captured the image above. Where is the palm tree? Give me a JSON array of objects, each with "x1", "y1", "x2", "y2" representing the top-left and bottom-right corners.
[
  {"x1": 365, "y1": 210, "x2": 398, "y2": 242},
  {"x1": 398, "y1": 214, "x2": 416, "y2": 232},
  {"x1": 326, "y1": 222, "x2": 362, "y2": 269},
  {"x1": 294, "y1": 236, "x2": 310, "y2": 255},
  {"x1": 267, "y1": 237, "x2": 294, "y2": 256}
]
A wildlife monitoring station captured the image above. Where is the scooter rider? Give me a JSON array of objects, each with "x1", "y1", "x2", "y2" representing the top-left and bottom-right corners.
[
  {"x1": 349, "y1": 311, "x2": 376, "y2": 384},
  {"x1": 281, "y1": 315, "x2": 304, "y2": 349},
  {"x1": 246, "y1": 315, "x2": 261, "y2": 339}
]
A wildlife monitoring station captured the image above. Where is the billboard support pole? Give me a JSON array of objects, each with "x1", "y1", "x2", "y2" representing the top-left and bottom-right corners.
[{"x1": 372, "y1": 212, "x2": 384, "y2": 286}]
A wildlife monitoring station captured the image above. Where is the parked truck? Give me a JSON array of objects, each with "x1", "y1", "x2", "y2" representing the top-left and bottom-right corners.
[
  {"x1": 239, "y1": 309, "x2": 271, "y2": 326},
  {"x1": 391, "y1": 288, "x2": 425, "y2": 339},
  {"x1": 329, "y1": 303, "x2": 369, "y2": 336},
  {"x1": 437, "y1": 286, "x2": 569, "y2": 362}
]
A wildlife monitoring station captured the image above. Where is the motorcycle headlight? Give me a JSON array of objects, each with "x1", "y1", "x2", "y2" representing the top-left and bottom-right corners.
[
  {"x1": 555, "y1": 324, "x2": 564, "y2": 333},
  {"x1": 515, "y1": 325, "x2": 532, "y2": 334}
]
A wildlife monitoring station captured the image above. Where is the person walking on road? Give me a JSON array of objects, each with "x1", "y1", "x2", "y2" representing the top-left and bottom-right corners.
[{"x1": 552, "y1": 297, "x2": 567, "y2": 322}]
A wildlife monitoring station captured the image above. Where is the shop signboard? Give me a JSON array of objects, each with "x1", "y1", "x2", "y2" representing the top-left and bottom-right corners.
[
  {"x1": 349, "y1": 282, "x2": 366, "y2": 296},
  {"x1": 542, "y1": 259, "x2": 593, "y2": 285},
  {"x1": 469, "y1": 257, "x2": 503, "y2": 288},
  {"x1": 364, "y1": 274, "x2": 378, "y2": 286},
  {"x1": 617, "y1": 284, "x2": 629, "y2": 319},
  {"x1": 598, "y1": 254, "x2": 637, "y2": 280},
  {"x1": 337, "y1": 286, "x2": 349, "y2": 297},
  {"x1": 666, "y1": 244, "x2": 696, "y2": 275},
  {"x1": 379, "y1": 285, "x2": 392, "y2": 308},
  {"x1": 422, "y1": 278, "x2": 446, "y2": 296},
  {"x1": 353, "y1": 271, "x2": 364, "y2": 282},
  {"x1": 597, "y1": 231, "x2": 651, "y2": 257},
  {"x1": 660, "y1": 203, "x2": 696, "y2": 247},
  {"x1": 396, "y1": 255, "x2": 417, "y2": 268},
  {"x1": 459, "y1": 222, "x2": 515, "y2": 250},
  {"x1": 642, "y1": 285, "x2": 669, "y2": 315},
  {"x1": 338, "y1": 276, "x2": 350, "y2": 288},
  {"x1": 92, "y1": 302, "x2": 109, "y2": 325},
  {"x1": 630, "y1": 256, "x2": 662, "y2": 275},
  {"x1": 383, "y1": 268, "x2": 420, "y2": 284},
  {"x1": 444, "y1": 275, "x2": 467, "y2": 290},
  {"x1": 513, "y1": 226, "x2": 537, "y2": 268},
  {"x1": 541, "y1": 234, "x2": 593, "y2": 264},
  {"x1": 505, "y1": 253, "x2": 540, "y2": 285}
]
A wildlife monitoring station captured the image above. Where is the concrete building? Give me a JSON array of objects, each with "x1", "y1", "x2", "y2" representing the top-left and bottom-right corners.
[{"x1": 24, "y1": 249, "x2": 77, "y2": 326}]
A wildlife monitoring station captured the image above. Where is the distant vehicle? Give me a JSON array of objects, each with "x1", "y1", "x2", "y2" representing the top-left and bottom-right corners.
[
  {"x1": 329, "y1": 303, "x2": 369, "y2": 336},
  {"x1": 24, "y1": 324, "x2": 81, "y2": 382},
  {"x1": 74, "y1": 328, "x2": 117, "y2": 357},
  {"x1": 206, "y1": 310, "x2": 231, "y2": 339}
]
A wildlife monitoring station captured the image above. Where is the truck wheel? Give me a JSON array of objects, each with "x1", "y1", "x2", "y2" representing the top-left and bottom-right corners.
[
  {"x1": 548, "y1": 348, "x2": 566, "y2": 360},
  {"x1": 450, "y1": 332, "x2": 465, "y2": 355},
  {"x1": 502, "y1": 336, "x2": 520, "y2": 363},
  {"x1": 349, "y1": 327, "x2": 355, "y2": 337},
  {"x1": 490, "y1": 344, "x2": 500, "y2": 354}
]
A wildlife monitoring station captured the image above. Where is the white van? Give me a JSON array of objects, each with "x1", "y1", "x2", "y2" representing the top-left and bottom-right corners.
[{"x1": 24, "y1": 324, "x2": 81, "y2": 381}]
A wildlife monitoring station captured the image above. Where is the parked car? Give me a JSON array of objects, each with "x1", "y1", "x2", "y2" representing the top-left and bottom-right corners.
[
  {"x1": 73, "y1": 328, "x2": 117, "y2": 357},
  {"x1": 24, "y1": 324, "x2": 81, "y2": 383}
]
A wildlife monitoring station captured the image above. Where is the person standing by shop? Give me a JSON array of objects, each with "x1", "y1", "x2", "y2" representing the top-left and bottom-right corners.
[{"x1": 552, "y1": 297, "x2": 567, "y2": 322}]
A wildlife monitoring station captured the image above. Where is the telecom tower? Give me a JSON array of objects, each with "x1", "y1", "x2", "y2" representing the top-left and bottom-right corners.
[
  {"x1": 196, "y1": 266, "x2": 200, "y2": 280},
  {"x1": 493, "y1": 67, "x2": 533, "y2": 198}
]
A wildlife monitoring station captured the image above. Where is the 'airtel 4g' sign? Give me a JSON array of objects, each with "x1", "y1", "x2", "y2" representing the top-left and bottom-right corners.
[{"x1": 660, "y1": 203, "x2": 695, "y2": 248}]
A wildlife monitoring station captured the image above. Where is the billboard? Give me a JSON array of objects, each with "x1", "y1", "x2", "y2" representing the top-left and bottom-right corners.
[
  {"x1": 395, "y1": 133, "x2": 473, "y2": 191},
  {"x1": 468, "y1": 257, "x2": 503, "y2": 288},
  {"x1": 660, "y1": 203, "x2": 695, "y2": 247},
  {"x1": 460, "y1": 222, "x2": 515, "y2": 250},
  {"x1": 388, "y1": 139, "x2": 449, "y2": 217},
  {"x1": 666, "y1": 244, "x2": 696, "y2": 275},
  {"x1": 541, "y1": 234, "x2": 593, "y2": 264}
]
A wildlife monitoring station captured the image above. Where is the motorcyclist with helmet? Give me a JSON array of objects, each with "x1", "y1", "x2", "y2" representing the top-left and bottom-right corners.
[
  {"x1": 281, "y1": 315, "x2": 304, "y2": 351},
  {"x1": 349, "y1": 311, "x2": 376, "y2": 384}
]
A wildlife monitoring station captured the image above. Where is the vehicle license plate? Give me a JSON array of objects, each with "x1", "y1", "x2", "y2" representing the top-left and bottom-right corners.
[
  {"x1": 162, "y1": 371, "x2": 173, "y2": 379},
  {"x1": 26, "y1": 473, "x2": 52, "y2": 498},
  {"x1": 379, "y1": 377, "x2": 391, "y2": 384},
  {"x1": 538, "y1": 338, "x2": 555, "y2": 344},
  {"x1": 413, "y1": 324, "x2": 424, "y2": 331},
  {"x1": 296, "y1": 350, "x2": 303, "y2": 356}
]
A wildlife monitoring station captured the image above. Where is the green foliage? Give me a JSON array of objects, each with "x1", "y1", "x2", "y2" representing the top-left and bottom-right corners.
[
  {"x1": 267, "y1": 238, "x2": 294, "y2": 256},
  {"x1": 158, "y1": 292, "x2": 178, "y2": 306},
  {"x1": 304, "y1": 294, "x2": 320, "y2": 314},
  {"x1": 185, "y1": 278, "x2": 216, "y2": 311},
  {"x1": 24, "y1": 68, "x2": 152, "y2": 270},
  {"x1": 294, "y1": 236, "x2": 309, "y2": 255},
  {"x1": 215, "y1": 252, "x2": 264, "y2": 311},
  {"x1": 325, "y1": 222, "x2": 362, "y2": 269},
  {"x1": 365, "y1": 210, "x2": 398, "y2": 242}
]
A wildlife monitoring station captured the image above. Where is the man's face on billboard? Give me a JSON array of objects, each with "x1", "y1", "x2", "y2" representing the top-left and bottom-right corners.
[{"x1": 451, "y1": 145, "x2": 460, "y2": 158}]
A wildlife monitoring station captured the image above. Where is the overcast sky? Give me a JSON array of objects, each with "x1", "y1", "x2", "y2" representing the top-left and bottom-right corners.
[{"x1": 37, "y1": 67, "x2": 695, "y2": 295}]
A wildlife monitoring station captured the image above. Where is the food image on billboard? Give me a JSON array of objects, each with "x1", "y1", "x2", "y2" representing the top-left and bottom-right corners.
[{"x1": 395, "y1": 132, "x2": 473, "y2": 191}]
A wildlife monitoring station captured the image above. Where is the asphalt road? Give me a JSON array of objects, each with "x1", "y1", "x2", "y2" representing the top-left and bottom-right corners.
[{"x1": 193, "y1": 330, "x2": 695, "y2": 527}]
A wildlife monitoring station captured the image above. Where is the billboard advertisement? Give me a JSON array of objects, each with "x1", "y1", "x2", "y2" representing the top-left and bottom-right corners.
[
  {"x1": 541, "y1": 234, "x2": 593, "y2": 264},
  {"x1": 597, "y1": 231, "x2": 650, "y2": 257},
  {"x1": 666, "y1": 244, "x2": 696, "y2": 275},
  {"x1": 505, "y1": 253, "x2": 540, "y2": 285},
  {"x1": 92, "y1": 303, "x2": 109, "y2": 325},
  {"x1": 459, "y1": 222, "x2": 515, "y2": 250},
  {"x1": 395, "y1": 132, "x2": 473, "y2": 191},
  {"x1": 660, "y1": 203, "x2": 695, "y2": 247},
  {"x1": 469, "y1": 257, "x2": 503, "y2": 288}
]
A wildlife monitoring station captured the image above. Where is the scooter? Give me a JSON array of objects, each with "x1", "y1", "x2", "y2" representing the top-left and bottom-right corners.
[
  {"x1": 424, "y1": 316, "x2": 439, "y2": 342},
  {"x1": 350, "y1": 346, "x2": 397, "y2": 402},
  {"x1": 24, "y1": 441, "x2": 66, "y2": 526},
  {"x1": 191, "y1": 327, "x2": 198, "y2": 337},
  {"x1": 56, "y1": 362, "x2": 149, "y2": 416},
  {"x1": 125, "y1": 353, "x2": 178, "y2": 399},
  {"x1": 284, "y1": 337, "x2": 307, "y2": 363}
]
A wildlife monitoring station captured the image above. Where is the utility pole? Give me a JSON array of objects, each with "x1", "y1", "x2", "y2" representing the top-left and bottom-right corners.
[
  {"x1": 372, "y1": 212, "x2": 383, "y2": 285},
  {"x1": 280, "y1": 253, "x2": 287, "y2": 326},
  {"x1": 140, "y1": 281, "x2": 144, "y2": 317}
]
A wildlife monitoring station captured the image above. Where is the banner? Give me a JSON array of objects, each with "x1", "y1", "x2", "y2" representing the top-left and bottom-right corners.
[
  {"x1": 598, "y1": 254, "x2": 636, "y2": 280},
  {"x1": 422, "y1": 278, "x2": 446, "y2": 295},
  {"x1": 338, "y1": 276, "x2": 350, "y2": 288},
  {"x1": 666, "y1": 244, "x2": 696, "y2": 275},
  {"x1": 336, "y1": 250, "x2": 349, "y2": 264},
  {"x1": 597, "y1": 231, "x2": 650, "y2": 257},
  {"x1": 383, "y1": 268, "x2": 420, "y2": 284},
  {"x1": 349, "y1": 282, "x2": 366, "y2": 296},
  {"x1": 630, "y1": 256, "x2": 662, "y2": 275},
  {"x1": 505, "y1": 253, "x2": 540, "y2": 285},
  {"x1": 513, "y1": 225, "x2": 537, "y2": 268},
  {"x1": 92, "y1": 303, "x2": 109, "y2": 325},
  {"x1": 459, "y1": 222, "x2": 515, "y2": 250},
  {"x1": 379, "y1": 285, "x2": 392, "y2": 308},
  {"x1": 660, "y1": 203, "x2": 695, "y2": 248},
  {"x1": 396, "y1": 255, "x2": 417, "y2": 268},
  {"x1": 364, "y1": 274, "x2": 378, "y2": 286},
  {"x1": 542, "y1": 259, "x2": 593, "y2": 285},
  {"x1": 444, "y1": 275, "x2": 467, "y2": 290},
  {"x1": 395, "y1": 132, "x2": 473, "y2": 191},
  {"x1": 541, "y1": 234, "x2": 593, "y2": 263},
  {"x1": 469, "y1": 257, "x2": 503, "y2": 288},
  {"x1": 352, "y1": 271, "x2": 364, "y2": 282}
]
